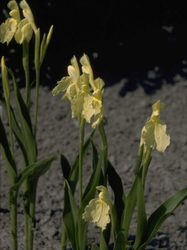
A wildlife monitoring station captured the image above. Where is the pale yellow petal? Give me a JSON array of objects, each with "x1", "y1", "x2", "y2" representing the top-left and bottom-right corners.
[
  {"x1": 72, "y1": 92, "x2": 84, "y2": 118},
  {"x1": 14, "y1": 19, "x2": 33, "y2": 43},
  {"x1": 140, "y1": 122, "x2": 155, "y2": 152},
  {"x1": 80, "y1": 53, "x2": 95, "y2": 90},
  {"x1": 154, "y1": 123, "x2": 170, "y2": 152},
  {"x1": 92, "y1": 201, "x2": 110, "y2": 231},
  {"x1": 0, "y1": 18, "x2": 17, "y2": 44},
  {"x1": 82, "y1": 199, "x2": 110, "y2": 231},
  {"x1": 152, "y1": 100, "x2": 165, "y2": 112},
  {"x1": 94, "y1": 77, "x2": 105, "y2": 90},
  {"x1": 82, "y1": 198, "x2": 98, "y2": 222},
  {"x1": 52, "y1": 77, "x2": 72, "y2": 96},
  {"x1": 68, "y1": 65, "x2": 78, "y2": 83},
  {"x1": 8, "y1": 0, "x2": 20, "y2": 22},
  {"x1": 82, "y1": 94, "x2": 94, "y2": 123},
  {"x1": 20, "y1": 0, "x2": 37, "y2": 32}
]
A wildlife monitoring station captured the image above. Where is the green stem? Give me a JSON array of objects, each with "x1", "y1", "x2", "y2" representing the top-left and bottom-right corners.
[
  {"x1": 33, "y1": 29, "x2": 41, "y2": 139},
  {"x1": 23, "y1": 160, "x2": 29, "y2": 249},
  {"x1": 22, "y1": 40, "x2": 30, "y2": 110},
  {"x1": 10, "y1": 191, "x2": 18, "y2": 250},
  {"x1": 98, "y1": 121, "x2": 108, "y2": 186},
  {"x1": 7, "y1": 100, "x2": 14, "y2": 159},
  {"x1": 142, "y1": 148, "x2": 152, "y2": 188},
  {"x1": 79, "y1": 117, "x2": 85, "y2": 206},
  {"x1": 28, "y1": 180, "x2": 38, "y2": 250},
  {"x1": 134, "y1": 144, "x2": 144, "y2": 175}
]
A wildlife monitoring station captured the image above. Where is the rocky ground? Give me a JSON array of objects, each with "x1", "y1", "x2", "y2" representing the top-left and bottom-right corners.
[{"x1": 0, "y1": 67, "x2": 187, "y2": 249}]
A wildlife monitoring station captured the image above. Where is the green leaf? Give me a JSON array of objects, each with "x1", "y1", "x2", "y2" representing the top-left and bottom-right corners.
[
  {"x1": 28, "y1": 155, "x2": 59, "y2": 182},
  {"x1": 121, "y1": 176, "x2": 138, "y2": 241},
  {"x1": 107, "y1": 160, "x2": 126, "y2": 223},
  {"x1": 137, "y1": 187, "x2": 187, "y2": 250},
  {"x1": 76, "y1": 146, "x2": 105, "y2": 250},
  {"x1": 10, "y1": 155, "x2": 58, "y2": 193},
  {"x1": 0, "y1": 93, "x2": 29, "y2": 165},
  {"x1": 9, "y1": 69, "x2": 37, "y2": 164},
  {"x1": 114, "y1": 230, "x2": 126, "y2": 250},
  {"x1": 91, "y1": 245, "x2": 100, "y2": 250},
  {"x1": 0, "y1": 117, "x2": 17, "y2": 186},
  {"x1": 133, "y1": 177, "x2": 147, "y2": 249},
  {"x1": 63, "y1": 180, "x2": 79, "y2": 250},
  {"x1": 60, "y1": 154, "x2": 71, "y2": 180}
]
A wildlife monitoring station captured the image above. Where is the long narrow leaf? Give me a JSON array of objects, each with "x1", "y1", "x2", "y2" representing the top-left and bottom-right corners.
[
  {"x1": 60, "y1": 154, "x2": 71, "y2": 181},
  {"x1": 107, "y1": 160, "x2": 126, "y2": 223},
  {"x1": 9, "y1": 69, "x2": 37, "y2": 164},
  {"x1": 133, "y1": 177, "x2": 147, "y2": 249},
  {"x1": 0, "y1": 117, "x2": 17, "y2": 186},
  {"x1": 10, "y1": 155, "x2": 58, "y2": 193},
  {"x1": 0, "y1": 94, "x2": 29, "y2": 165},
  {"x1": 121, "y1": 176, "x2": 138, "y2": 241},
  {"x1": 137, "y1": 187, "x2": 187, "y2": 250},
  {"x1": 63, "y1": 180, "x2": 79, "y2": 250},
  {"x1": 76, "y1": 147, "x2": 105, "y2": 250}
]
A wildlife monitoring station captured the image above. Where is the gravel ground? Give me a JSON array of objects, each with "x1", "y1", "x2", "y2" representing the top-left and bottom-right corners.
[{"x1": 0, "y1": 72, "x2": 187, "y2": 249}]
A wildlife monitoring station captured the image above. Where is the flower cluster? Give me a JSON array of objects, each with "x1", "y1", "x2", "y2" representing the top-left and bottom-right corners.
[
  {"x1": 0, "y1": 0, "x2": 37, "y2": 45},
  {"x1": 140, "y1": 100, "x2": 170, "y2": 153},
  {"x1": 52, "y1": 54, "x2": 105, "y2": 128}
]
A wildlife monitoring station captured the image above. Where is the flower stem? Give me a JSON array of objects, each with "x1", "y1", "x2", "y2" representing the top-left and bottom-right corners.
[
  {"x1": 27, "y1": 179, "x2": 38, "y2": 250},
  {"x1": 79, "y1": 117, "x2": 85, "y2": 206},
  {"x1": 142, "y1": 148, "x2": 152, "y2": 188},
  {"x1": 22, "y1": 40, "x2": 30, "y2": 110},
  {"x1": 33, "y1": 29, "x2": 41, "y2": 139},
  {"x1": 10, "y1": 190, "x2": 18, "y2": 250}
]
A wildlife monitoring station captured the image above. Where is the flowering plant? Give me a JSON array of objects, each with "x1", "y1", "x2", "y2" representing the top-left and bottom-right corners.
[
  {"x1": 0, "y1": 1, "x2": 57, "y2": 250},
  {"x1": 52, "y1": 55, "x2": 187, "y2": 250},
  {"x1": 0, "y1": 1, "x2": 187, "y2": 250}
]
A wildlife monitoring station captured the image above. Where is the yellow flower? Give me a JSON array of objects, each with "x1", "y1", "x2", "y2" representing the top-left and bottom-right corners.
[
  {"x1": 140, "y1": 100, "x2": 170, "y2": 153},
  {"x1": 0, "y1": 0, "x2": 36, "y2": 45},
  {"x1": 72, "y1": 73, "x2": 95, "y2": 123},
  {"x1": 82, "y1": 186, "x2": 112, "y2": 231},
  {"x1": 52, "y1": 56, "x2": 79, "y2": 102},
  {"x1": 80, "y1": 54, "x2": 105, "y2": 128},
  {"x1": 52, "y1": 54, "x2": 105, "y2": 127}
]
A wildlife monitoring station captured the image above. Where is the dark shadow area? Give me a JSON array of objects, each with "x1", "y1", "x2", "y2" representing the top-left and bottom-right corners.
[{"x1": 1, "y1": 0, "x2": 187, "y2": 95}]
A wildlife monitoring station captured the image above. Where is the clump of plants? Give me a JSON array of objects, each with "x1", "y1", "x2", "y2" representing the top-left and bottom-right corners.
[{"x1": 0, "y1": 1, "x2": 187, "y2": 250}]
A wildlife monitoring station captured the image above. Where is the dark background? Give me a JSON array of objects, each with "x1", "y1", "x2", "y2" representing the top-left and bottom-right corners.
[{"x1": 1, "y1": 0, "x2": 187, "y2": 94}]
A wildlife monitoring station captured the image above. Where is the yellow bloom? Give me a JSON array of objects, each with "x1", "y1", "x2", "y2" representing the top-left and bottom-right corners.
[
  {"x1": 140, "y1": 100, "x2": 170, "y2": 153},
  {"x1": 72, "y1": 73, "x2": 95, "y2": 123},
  {"x1": 80, "y1": 54, "x2": 105, "y2": 128},
  {"x1": 82, "y1": 186, "x2": 112, "y2": 231},
  {"x1": 52, "y1": 54, "x2": 105, "y2": 127},
  {"x1": 0, "y1": 0, "x2": 35, "y2": 45},
  {"x1": 52, "y1": 56, "x2": 79, "y2": 102}
]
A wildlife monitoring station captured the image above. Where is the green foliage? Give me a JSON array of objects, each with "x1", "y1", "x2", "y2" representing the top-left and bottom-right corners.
[{"x1": 0, "y1": 2, "x2": 186, "y2": 250}]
